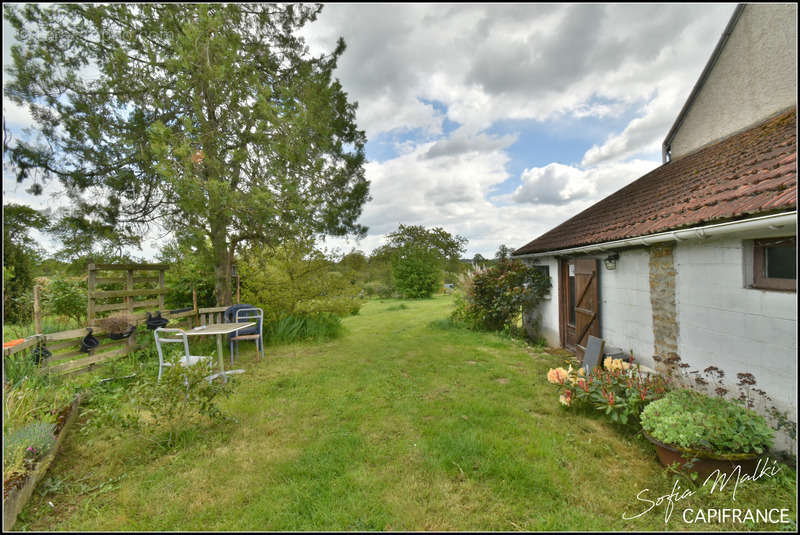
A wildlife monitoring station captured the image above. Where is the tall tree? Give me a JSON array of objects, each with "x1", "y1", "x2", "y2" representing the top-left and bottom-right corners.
[
  {"x1": 5, "y1": 3, "x2": 369, "y2": 305},
  {"x1": 3, "y1": 203, "x2": 49, "y2": 322}
]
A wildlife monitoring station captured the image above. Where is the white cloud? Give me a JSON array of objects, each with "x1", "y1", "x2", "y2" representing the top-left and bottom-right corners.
[
  {"x1": 511, "y1": 159, "x2": 660, "y2": 206},
  {"x1": 4, "y1": 3, "x2": 739, "y2": 258}
]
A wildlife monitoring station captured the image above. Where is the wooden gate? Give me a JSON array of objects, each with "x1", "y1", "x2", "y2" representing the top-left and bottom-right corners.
[{"x1": 573, "y1": 258, "x2": 599, "y2": 362}]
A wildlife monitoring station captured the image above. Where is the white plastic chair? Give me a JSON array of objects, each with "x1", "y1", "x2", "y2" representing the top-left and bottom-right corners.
[
  {"x1": 153, "y1": 328, "x2": 214, "y2": 382},
  {"x1": 229, "y1": 307, "x2": 264, "y2": 364}
]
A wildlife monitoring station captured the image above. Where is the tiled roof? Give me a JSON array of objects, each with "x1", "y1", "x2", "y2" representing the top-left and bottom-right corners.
[{"x1": 513, "y1": 108, "x2": 797, "y2": 256}]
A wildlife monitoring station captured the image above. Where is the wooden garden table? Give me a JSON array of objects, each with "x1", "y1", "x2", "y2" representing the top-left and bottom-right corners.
[{"x1": 184, "y1": 322, "x2": 255, "y2": 382}]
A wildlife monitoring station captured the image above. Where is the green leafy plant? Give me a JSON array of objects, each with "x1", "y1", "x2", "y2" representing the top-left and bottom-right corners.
[
  {"x1": 3, "y1": 422, "x2": 56, "y2": 479},
  {"x1": 42, "y1": 275, "x2": 87, "y2": 325},
  {"x1": 391, "y1": 246, "x2": 442, "y2": 298},
  {"x1": 266, "y1": 313, "x2": 344, "y2": 345},
  {"x1": 546, "y1": 360, "x2": 671, "y2": 426},
  {"x1": 127, "y1": 353, "x2": 234, "y2": 448},
  {"x1": 640, "y1": 389, "x2": 774, "y2": 455},
  {"x1": 453, "y1": 256, "x2": 551, "y2": 334}
]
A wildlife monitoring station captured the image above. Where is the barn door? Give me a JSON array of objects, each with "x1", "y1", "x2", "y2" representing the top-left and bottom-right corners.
[{"x1": 573, "y1": 258, "x2": 599, "y2": 362}]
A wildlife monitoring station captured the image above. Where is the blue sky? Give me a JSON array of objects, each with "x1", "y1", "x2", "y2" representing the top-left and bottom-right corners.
[{"x1": 3, "y1": 3, "x2": 738, "y2": 259}]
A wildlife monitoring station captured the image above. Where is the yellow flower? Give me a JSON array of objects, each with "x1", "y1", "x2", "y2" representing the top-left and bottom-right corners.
[
  {"x1": 559, "y1": 394, "x2": 571, "y2": 406},
  {"x1": 547, "y1": 367, "x2": 569, "y2": 384}
]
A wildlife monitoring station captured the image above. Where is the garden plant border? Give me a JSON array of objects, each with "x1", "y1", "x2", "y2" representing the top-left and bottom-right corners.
[{"x1": 2, "y1": 394, "x2": 82, "y2": 531}]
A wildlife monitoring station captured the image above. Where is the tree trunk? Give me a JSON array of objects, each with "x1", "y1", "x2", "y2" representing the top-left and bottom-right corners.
[{"x1": 210, "y1": 221, "x2": 233, "y2": 306}]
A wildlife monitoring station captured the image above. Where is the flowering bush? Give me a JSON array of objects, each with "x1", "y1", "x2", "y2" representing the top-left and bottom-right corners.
[
  {"x1": 452, "y1": 257, "x2": 550, "y2": 334},
  {"x1": 546, "y1": 360, "x2": 671, "y2": 426}
]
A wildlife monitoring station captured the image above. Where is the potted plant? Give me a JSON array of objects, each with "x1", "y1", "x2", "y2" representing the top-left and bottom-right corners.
[
  {"x1": 640, "y1": 389, "x2": 774, "y2": 478},
  {"x1": 96, "y1": 315, "x2": 136, "y2": 340}
]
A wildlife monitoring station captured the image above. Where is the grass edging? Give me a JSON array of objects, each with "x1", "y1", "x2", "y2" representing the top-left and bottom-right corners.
[{"x1": 3, "y1": 393, "x2": 82, "y2": 531}]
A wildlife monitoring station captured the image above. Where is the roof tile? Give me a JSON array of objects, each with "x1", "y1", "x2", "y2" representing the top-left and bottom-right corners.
[{"x1": 513, "y1": 109, "x2": 797, "y2": 255}]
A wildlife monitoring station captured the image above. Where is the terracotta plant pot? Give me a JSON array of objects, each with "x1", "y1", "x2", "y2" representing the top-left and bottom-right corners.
[{"x1": 643, "y1": 431, "x2": 761, "y2": 480}]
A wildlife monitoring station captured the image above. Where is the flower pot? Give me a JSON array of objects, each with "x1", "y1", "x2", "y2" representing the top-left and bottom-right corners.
[
  {"x1": 107, "y1": 325, "x2": 136, "y2": 340},
  {"x1": 79, "y1": 328, "x2": 100, "y2": 353},
  {"x1": 643, "y1": 431, "x2": 761, "y2": 480}
]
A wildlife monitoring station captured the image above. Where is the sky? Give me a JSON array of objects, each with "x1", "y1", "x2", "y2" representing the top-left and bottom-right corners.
[{"x1": 2, "y1": 3, "x2": 738, "y2": 260}]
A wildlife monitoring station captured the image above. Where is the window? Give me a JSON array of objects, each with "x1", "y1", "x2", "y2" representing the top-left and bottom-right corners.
[{"x1": 752, "y1": 237, "x2": 796, "y2": 291}]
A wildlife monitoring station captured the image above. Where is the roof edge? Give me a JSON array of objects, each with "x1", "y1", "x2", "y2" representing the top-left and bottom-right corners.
[
  {"x1": 661, "y1": 3, "x2": 746, "y2": 164},
  {"x1": 512, "y1": 211, "x2": 797, "y2": 258}
]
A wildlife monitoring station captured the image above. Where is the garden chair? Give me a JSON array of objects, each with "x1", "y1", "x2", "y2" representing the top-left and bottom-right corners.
[
  {"x1": 581, "y1": 335, "x2": 605, "y2": 376},
  {"x1": 153, "y1": 328, "x2": 214, "y2": 382},
  {"x1": 228, "y1": 307, "x2": 264, "y2": 364}
]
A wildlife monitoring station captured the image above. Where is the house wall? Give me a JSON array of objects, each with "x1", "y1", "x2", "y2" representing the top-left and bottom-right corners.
[
  {"x1": 669, "y1": 3, "x2": 797, "y2": 159},
  {"x1": 523, "y1": 256, "x2": 560, "y2": 347},
  {"x1": 599, "y1": 248, "x2": 655, "y2": 367},
  {"x1": 674, "y1": 236, "x2": 798, "y2": 411}
]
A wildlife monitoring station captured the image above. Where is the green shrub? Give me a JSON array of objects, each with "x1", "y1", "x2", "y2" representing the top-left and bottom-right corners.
[
  {"x1": 42, "y1": 275, "x2": 87, "y2": 325},
  {"x1": 640, "y1": 389, "x2": 774, "y2": 455},
  {"x1": 266, "y1": 313, "x2": 343, "y2": 345},
  {"x1": 453, "y1": 258, "x2": 550, "y2": 333},
  {"x1": 392, "y1": 247, "x2": 441, "y2": 298},
  {"x1": 128, "y1": 354, "x2": 234, "y2": 448}
]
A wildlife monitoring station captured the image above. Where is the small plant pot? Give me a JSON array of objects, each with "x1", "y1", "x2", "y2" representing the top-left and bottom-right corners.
[
  {"x1": 643, "y1": 431, "x2": 761, "y2": 480},
  {"x1": 108, "y1": 325, "x2": 136, "y2": 340},
  {"x1": 145, "y1": 312, "x2": 169, "y2": 330},
  {"x1": 80, "y1": 328, "x2": 100, "y2": 353}
]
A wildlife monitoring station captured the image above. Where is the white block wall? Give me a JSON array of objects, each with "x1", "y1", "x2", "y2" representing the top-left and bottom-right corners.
[
  {"x1": 674, "y1": 237, "x2": 798, "y2": 410},
  {"x1": 599, "y1": 249, "x2": 655, "y2": 367},
  {"x1": 531, "y1": 256, "x2": 560, "y2": 347}
]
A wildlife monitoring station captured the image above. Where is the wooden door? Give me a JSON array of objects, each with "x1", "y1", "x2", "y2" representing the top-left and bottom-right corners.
[
  {"x1": 560, "y1": 259, "x2": 577, "y2": 351},
  {"x1": 573, "y1": 258, "x2": 599, "y2": 361}
]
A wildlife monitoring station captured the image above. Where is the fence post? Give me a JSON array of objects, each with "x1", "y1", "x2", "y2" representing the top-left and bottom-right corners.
[
  {"x1": 33, "y1": 285, "x2": 42, "y2": 335},
  {"x1": 192, "y1": 285, "x2": 198, "y2": 327},
  {"x1": 87, "y1": 264, "x2": 96, "y2": 326},
  {"x1": 126, "y1": 269, "x2": 137, "y2": 353}
]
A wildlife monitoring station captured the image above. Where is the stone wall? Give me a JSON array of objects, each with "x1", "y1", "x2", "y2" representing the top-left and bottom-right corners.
[{"x1": 649, "y1": 245, "x2": 679, "y2": 374}]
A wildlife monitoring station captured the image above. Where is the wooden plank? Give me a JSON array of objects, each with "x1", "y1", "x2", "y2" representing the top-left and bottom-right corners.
[
  {"x1": 92, "y1": 263, "x2": 169, "y2": 271},
  {"x1": 43, "y1": 327, "x2": 106, "y2": 341},
  {"x1": 47, "y1": 347, "x2": 127, "y2": 375},
  {"x1": 199, "y1": 306, "x2": 228, "y2": 313},
  {"x1": 45, "y1": 340, "x2": 128, "y2": 364},
  {"x1": 95, "y1": 302, "x2": 129, "y2": 313},
  {"x1": 46, "y1": 340, "x2": 80, "y2": 352},
  {"x1": 3, "y1": 337, "x2": 41, "y2": 357},
  {"x1": 130, "y1": 299, "x2": 160, "y2": 309},
  {"x1": 95, "y1": 277, "x2": 127, "y2": 285},
  {"x1": 90, "y1": 288, "x2": 170, "y2": 298},
  {"x1": 166, "y1": 310, "x2": 196, "y2": 319},
  {"x1": 574, "y1": 270, "x2": 595, "y2": 311}
]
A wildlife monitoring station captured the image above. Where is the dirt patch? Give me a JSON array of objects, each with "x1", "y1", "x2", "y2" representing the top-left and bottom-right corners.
[
  {"x1": 465, "y1": 360, "x2": 477, "y2": 365},
  {"x1": 496, "y1": 378, "x2": 509, "y2": 385}
]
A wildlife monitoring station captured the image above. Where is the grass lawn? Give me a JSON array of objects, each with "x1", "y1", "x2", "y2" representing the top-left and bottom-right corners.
[{"x1": 15, "y1": 295, "x2": 797, "y2": 531}]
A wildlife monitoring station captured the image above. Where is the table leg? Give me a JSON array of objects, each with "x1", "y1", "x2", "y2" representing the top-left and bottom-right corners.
[{"x1": 216, "y1": 333, "x2": 227, "y2": 383}]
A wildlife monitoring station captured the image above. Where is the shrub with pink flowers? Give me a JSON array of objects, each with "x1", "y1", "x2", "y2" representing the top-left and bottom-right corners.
[{"x1": 546, "y1": 360, "x2": 671, "y2": 426}]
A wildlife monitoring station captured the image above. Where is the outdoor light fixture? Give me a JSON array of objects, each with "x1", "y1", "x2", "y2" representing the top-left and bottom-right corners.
[{"x1": 603, "y1": 252, "x2": 619, "y2": 270}]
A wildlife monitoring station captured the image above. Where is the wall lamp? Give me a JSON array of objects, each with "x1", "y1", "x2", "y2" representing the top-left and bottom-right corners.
[{"x1": 603, "y1": 252, "x2": 619, "y2": 270}]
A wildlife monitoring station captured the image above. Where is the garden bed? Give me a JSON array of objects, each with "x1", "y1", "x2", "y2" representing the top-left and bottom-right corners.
[{"x1": 3, "y1": 394, "x2": 82, "y2": 531}]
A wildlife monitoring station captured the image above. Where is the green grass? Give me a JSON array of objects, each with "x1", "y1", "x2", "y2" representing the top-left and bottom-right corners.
[{"x1": 15, "y1": 296, "x2": 797, "y2": 531}]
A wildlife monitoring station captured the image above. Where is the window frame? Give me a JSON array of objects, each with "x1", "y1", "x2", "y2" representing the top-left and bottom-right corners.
[{"x1": 752, "y1": 237, "x2": 796, "y2": 291}]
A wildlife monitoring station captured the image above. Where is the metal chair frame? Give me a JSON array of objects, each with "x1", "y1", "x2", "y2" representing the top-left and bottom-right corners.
[
  {"x1": 153, "y1": 327, "x2": 214, "y2": 382},
  {"x1": 229, "y1": 307, "x2": 264, "y2": 364}
]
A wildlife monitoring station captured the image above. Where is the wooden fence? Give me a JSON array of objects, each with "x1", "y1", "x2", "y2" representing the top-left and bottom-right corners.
[{"x1": 3, "y1": 263, "x2": 205, "y2": 378}]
